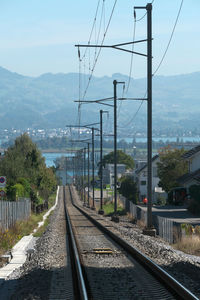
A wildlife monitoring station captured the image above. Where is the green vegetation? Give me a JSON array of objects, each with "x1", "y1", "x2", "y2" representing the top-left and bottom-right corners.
[
  {"x1": 99, "y1": 150, "x2": 134, "y2": 175},
  {"x1": 103, "y1": 201, "x2": 126, "y2": 216},
  {"x1": 157, "y1": 146, "x2": 187, "y2": 194},
  {"x1": 188, "y1": 185, "x2": 200, "y2": 214},
  {"x1": 0, "y1": 213, "x2": 43, "y2": 252},
  {"x1": 174, "y1": 224, "x2": 200, "y2": 256},
  {"x1": 33, "y1": 211, "x2": 53, "y2": 237},
  {"x1": 0, "y1": 193, "x2": 56, "y2": 254},
  {"x1": 118, "y1": 175, "x2": 138, "y2": 204},
  {"x1": 0, "y1": 133, "x2": 57, "y2": 210}
]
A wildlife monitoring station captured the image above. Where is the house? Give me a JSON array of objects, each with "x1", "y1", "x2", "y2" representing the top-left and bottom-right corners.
[
  {"x1": 177, "y1": 145, "x2": 200, "y2": 189},
  {"x1": 102, "y1": 163, "x2": 126, "y2": 187},
  {"x1": 135, "y1": 154, "x2": 166, "y2": 203}
]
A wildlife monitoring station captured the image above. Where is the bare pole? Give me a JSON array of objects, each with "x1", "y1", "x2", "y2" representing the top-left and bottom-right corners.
[
  {"x1": 92, "y1": 127, "x2": 95, "y2": 209},
  {"x1": 100, "y1": 110, "x2": 103, "y2": 212},
  {"x1": 113, "y1": 80, "x2": 117, "y2": 216},
  {"x1": 87, "y1": 143, "x2": 90, "y2": 207},
  {"x1": 112, "y1": 80, "x2": 124, "y2": 222},
  {"x1": 147, "y1": 3, "x2": 153, "y2": 228},
  {"x1": 99, "y1": 109, "x2": 108, "y2": 215},
  {"x1": 83, "y1": 147, "x2": 86, "y2": 205}
]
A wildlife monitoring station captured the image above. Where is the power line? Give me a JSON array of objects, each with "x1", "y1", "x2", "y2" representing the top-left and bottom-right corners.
[
  {"x1": 91, "y1": 0, "x2": 106, "y2": 78},
  {"x1": 117, "y1": 93, "x2": 146, "y2": 129},
  {"x1": 117, "y1": 0, "x2": 184, "y2": 130},
  {"x1": 125, "y1": 15, "x2": 137, "y2": 94},
  {"x1": 80, "y1": 0, "x2": 101, "y2": 62},
  {"x1": 153, "y1": 0, "x2": 184, "y2": 75},
  {"x1": 82, "y1": 0, "x2": 118, "y2": 100},
  {"x1": 77, "y1": 0, "x2": 102, "y2": 133},
  {"x1": 135, "y1": 0, "x2": 155, "y2": 22}
]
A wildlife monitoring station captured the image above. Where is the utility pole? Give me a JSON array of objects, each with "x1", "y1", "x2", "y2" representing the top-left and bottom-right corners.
[
  {"x1": 66, "y1": 123, "x2": 99, "y2": 208},
  {"x1": 83, "y1": 147, "x2": 86, "y2": 205},
  {"x1": 113, "y1": 80, "x2": 118, "y2": 220},
  {"x1": 98, "y1": 109, "x2": 108, "y2": 215},
  {"x1": 87, "y1": 142, "x2": 90, "y2": 207},
  {"x1": 134, "y1": 3, "x2": 155, "y2": 235},
  {"x1": 147, "y1": 3, "x2": 153, "y2": 229},
  {"x1": 112, "y1": 80, "x2": 125, "y2": 222},
  {"x1": 75, "y1": 6, "x2": 153, "y2": 226},
  {"x1": 91, "y1": 127, "x2": 95, "y2": 210}
]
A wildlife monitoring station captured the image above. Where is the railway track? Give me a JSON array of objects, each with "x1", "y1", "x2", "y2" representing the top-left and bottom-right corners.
[{"x1": 64, "y1": 185, "x2": 198, "y2": 300}]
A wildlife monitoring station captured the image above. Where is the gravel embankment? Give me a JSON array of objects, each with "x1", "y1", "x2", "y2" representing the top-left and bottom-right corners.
[{"x1": 0, "y1": 187, "x2": 74, "y2": 300}]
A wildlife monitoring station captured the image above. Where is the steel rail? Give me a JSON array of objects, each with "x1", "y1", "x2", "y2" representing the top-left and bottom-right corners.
[
  {"x1": 69, "y1": 185, "x2": 198, "y2": 300},
  {"x1": 63, "y1": 186, "x2": 88, "y2": 300}
]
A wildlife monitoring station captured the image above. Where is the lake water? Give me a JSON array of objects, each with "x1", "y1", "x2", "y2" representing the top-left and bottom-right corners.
[
  {"x1": 118, "y1": 136, "x2": 200, "y2": 143},
  {"x1": 43, "y1": 136, "x2": 200, "y2": 167},
  {"x1": 42, "y1": 152, "x2": 72, "y2": 167}
]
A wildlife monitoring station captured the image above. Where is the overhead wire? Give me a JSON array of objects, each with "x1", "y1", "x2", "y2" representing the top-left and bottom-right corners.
[
  {"x1": 118, "y1": 0, "x2": 183, "y2": 131},
  {"x1": 80, "y1": 0, "x2": 101, "y2": 62},
  {"x1": 135, "y1": 0, "x2": 155, "y2": 22},
  {"x1": 125, "y1": 15, "x2": 136, "y2": 94},
  {"x1": 82, "y1": 0, "x2": 118, "y2": 100},
  {"x1": 93, "y1": 0, "x2": 106, "y2": 74},
  {"x1": 76, "y1": 0, "x2": 101, "y2": 133},
  {"x1": 153, "y1": 0, "x2": 184, "y2": 76}
]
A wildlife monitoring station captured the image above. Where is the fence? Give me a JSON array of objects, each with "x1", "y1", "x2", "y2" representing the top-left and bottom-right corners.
[
  {"x1": 119, "y1": 195, "x2": 182, "y2": 244},
  {"x1": 0, "y1": 198, "x2": 31, "y2": 231}
]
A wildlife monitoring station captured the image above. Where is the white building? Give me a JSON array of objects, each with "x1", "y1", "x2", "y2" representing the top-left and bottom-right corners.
[{"x1": 135, "y1": 154, "x2": 166, "y2": 203}]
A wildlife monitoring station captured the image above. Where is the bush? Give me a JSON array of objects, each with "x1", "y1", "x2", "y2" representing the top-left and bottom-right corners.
[
  {"x1": 188, "y1": 185, "x2": 200, "y2": 214},
  {"x1": 118, "y1": 175, "x2": 138, "y2": 204}
]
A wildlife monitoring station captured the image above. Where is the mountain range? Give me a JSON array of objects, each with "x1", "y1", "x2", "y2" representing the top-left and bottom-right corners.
[{"x1": 0, "y1": 66, "x2": 199, "y2": 134}]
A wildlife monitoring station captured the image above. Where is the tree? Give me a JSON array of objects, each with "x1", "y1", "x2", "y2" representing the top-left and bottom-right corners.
[
  {"x1": 118, "y1": 175, "x2": 138, "y2": 204},
  {"x1": 0, "y1": 133, "x2": 57, "y2": 201},
  {"x1": 157, "y1": 146, "x2": 188, "y2": 193},
  {"x1": 188, "y1": 185, "x2": 200, "y2": 214},
  {"x1": 100, "y1": 150, "x2": 134, "y2": 172}
]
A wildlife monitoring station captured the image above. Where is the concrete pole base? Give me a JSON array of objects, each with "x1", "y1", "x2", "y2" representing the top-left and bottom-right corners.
[
  {"x1": 91, "y1": 206, "x2": 96, "y2": 211},
  {"x1": 142, "y1": 228, "x2": 156, "y2": 237},
  {"x1": 111, "y1": 215, "x2": 119, "y2": 223},
  {"x1": 98, "y1": 209, "x2": 104, "y2": 215}
]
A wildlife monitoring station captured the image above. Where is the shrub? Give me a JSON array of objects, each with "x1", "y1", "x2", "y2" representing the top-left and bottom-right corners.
[{"x1": 188, "y1": 185, "x2": 200, "y2": 214}]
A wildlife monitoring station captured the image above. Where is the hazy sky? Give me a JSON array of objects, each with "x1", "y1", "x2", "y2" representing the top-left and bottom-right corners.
[{"x1": 0, "y1": 0, "x2": 199, "y2": 78}]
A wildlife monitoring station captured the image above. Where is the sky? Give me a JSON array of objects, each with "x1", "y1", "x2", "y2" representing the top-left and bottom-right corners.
[{"x1": 0, "y1": 0, "x2": 199, "y2": 79}]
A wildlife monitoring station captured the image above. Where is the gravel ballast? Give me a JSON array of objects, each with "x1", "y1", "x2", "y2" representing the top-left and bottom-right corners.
[
  {"x1": 0, "y1": 185, "x2": 200, "y2": 299},
  {"x1": 0, "y1": 187, "x2": 74, "y2": 300}
]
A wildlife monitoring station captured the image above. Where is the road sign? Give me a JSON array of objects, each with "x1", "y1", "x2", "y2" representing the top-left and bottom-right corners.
[
  {"x1": 0, "y1": 190, "x2": 6, "y2": 197},
  {"x1": 0, "y1": 176, "x2": 6, "y2": 187}
]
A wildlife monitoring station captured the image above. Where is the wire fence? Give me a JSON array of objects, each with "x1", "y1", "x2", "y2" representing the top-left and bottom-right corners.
[{"x1": 0, "y1": 198, "x2": 31, "y2": 232}]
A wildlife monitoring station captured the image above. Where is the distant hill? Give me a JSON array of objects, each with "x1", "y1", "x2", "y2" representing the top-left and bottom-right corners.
[{"x1": 0, "y1": 67, "x2": 199, "y2": 133}]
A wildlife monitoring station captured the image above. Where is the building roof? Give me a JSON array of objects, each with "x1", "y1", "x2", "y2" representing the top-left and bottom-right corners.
[
  {"x1": 177, "y1": 168, "x2": 200, "y2": 185},
  {"x1": 136, "y1": 154, "x2": 159, "y2": 174},
  {"x1": 182, "y1": 144, "x2": 200, "y2": 159}
]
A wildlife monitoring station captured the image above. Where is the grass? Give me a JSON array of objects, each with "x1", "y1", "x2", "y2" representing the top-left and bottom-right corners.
[
  {"x1": 0, "y1": 192, "x2": 57, "y2": 254},
  {"x1": 33, "y1": 211, "x2": 53, "y2": 237},
  {"x1": 174, "y1": 235, "x2": 200, "y2": 256},
  {"x1": 103, "y1": 201, "x2": 126, "y2": 216}
]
